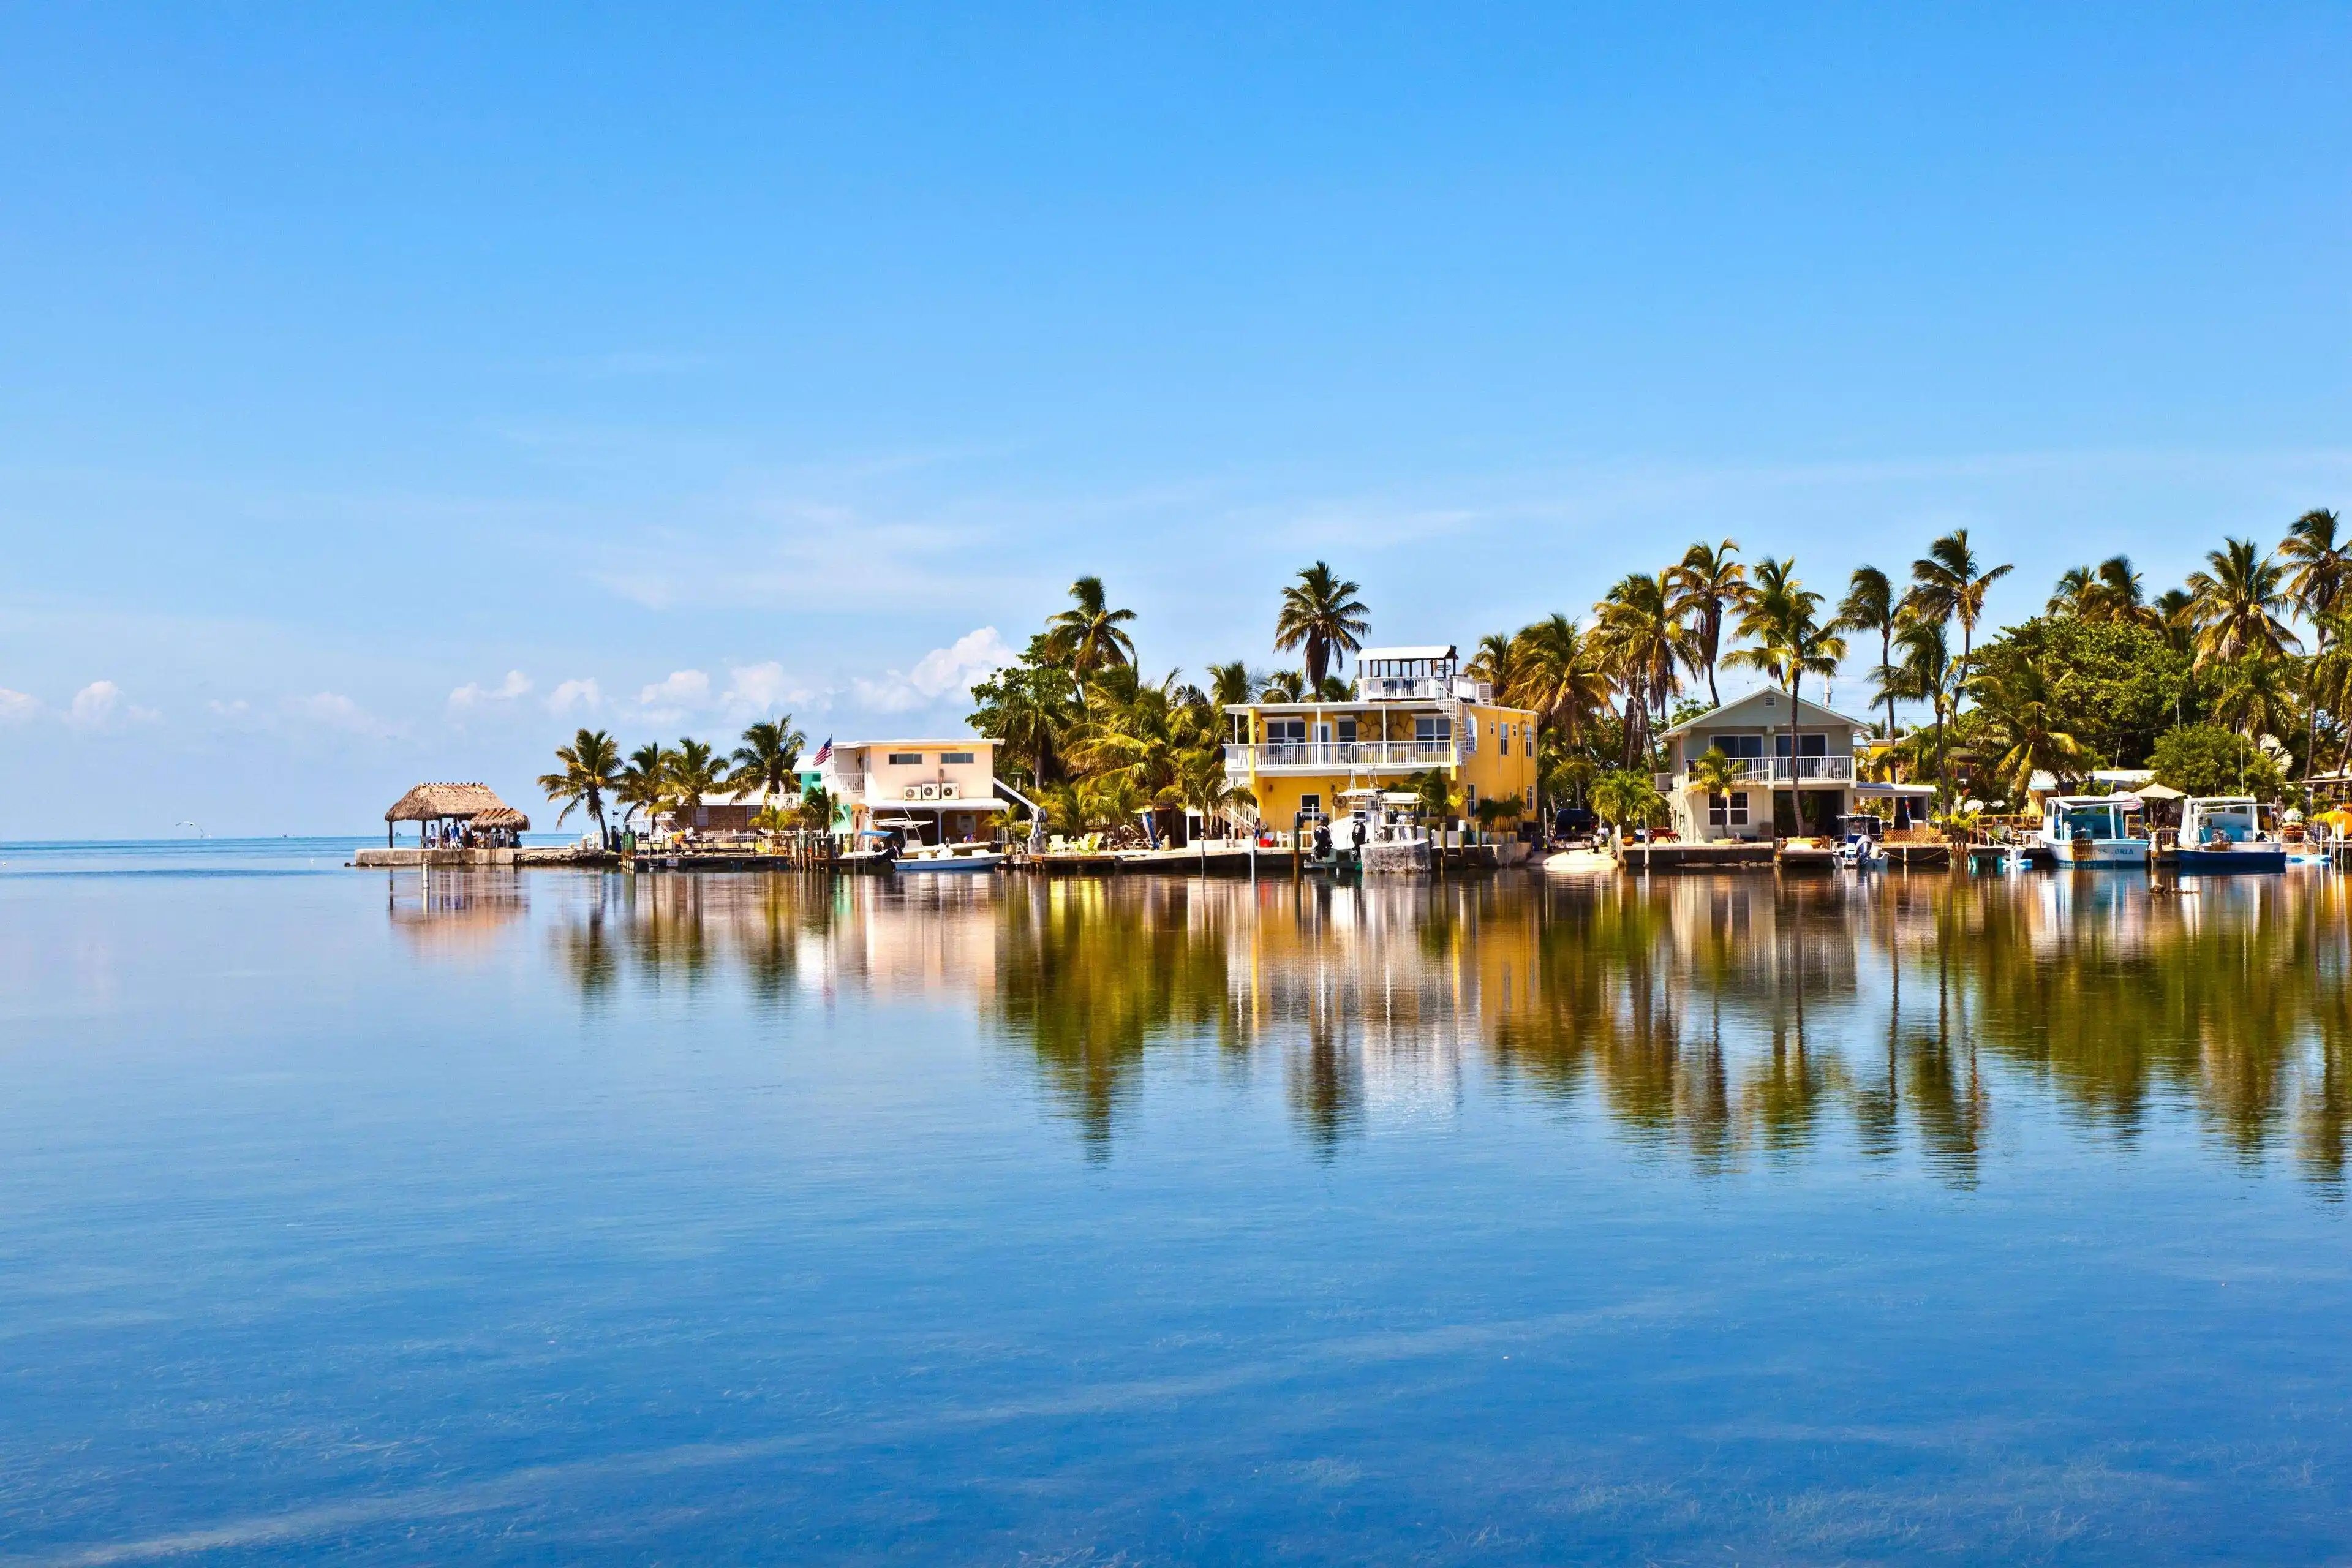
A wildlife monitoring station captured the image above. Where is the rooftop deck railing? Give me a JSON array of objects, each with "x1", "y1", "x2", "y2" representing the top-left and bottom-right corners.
[
  {"x1": 1226, "y1": 740, "x2": 1462, "y2": 773},
  {"x1": 1668, "y1": 756, "x2": 1856, "y2": 788}
]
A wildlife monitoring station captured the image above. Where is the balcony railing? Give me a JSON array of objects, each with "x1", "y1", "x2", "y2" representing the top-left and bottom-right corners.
[
  {"x1": 1670, "y1": 756, "x2": 1856, "y2": 788},
  {"x1": 1226, "y1": 740, "x2": 1462, "y2": 773}
]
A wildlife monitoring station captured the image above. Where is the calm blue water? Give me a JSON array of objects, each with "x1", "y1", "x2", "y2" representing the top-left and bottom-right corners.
[{"x1": 3, "y1": 840, "x2": 2349, "y2": 1563}]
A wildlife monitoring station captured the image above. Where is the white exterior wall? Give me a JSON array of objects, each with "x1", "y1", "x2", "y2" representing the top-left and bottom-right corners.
[
  {"x1": 1667, "y1": 699, "x2": 1862, "y2": 842},
  {"x1": 823, "y1": 741, "x2": 998, "y2": 811}
]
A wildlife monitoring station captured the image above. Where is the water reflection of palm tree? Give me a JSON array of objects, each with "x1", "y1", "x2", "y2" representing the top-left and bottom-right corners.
[{"x1": 497, "y1": 867, "x2": 2352, "y2": 1188}]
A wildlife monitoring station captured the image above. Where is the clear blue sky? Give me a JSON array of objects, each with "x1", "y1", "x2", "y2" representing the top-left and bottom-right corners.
[{"x1": 2, "y1": 6, "x2": 2346, "y2": 836}]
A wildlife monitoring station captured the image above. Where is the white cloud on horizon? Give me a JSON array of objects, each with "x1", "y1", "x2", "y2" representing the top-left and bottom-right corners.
[
  {"x1": 285, "y1": 691, "x2": 400, "y2": 739},
  {"x1": 448, "y1": 670, "x2": 533, "y2": 712},
  {"x1": 851, "y1": 628, "x2": 1015, "y2": 715},
  {"x1": 722, "y1": 661, "x2": 815, "y2": 717},
  {"x1": 548, "y1": 677, "x2": 603, "y2": 715},
  {"x1": 638, "y1": 669, "x2": 711, "y2": 707},
  {"x1": 0, "y1": 688, "x2": 42, "y2": 723},
  {"x1": 67, "y1": 680, "x2": 159, "y2": 730}
]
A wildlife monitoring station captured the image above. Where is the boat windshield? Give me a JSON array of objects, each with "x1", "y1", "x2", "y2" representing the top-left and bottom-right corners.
[
  {"x1": 2191, "y1": 803, "x2": 2257, "y2": 843},
  {"x1": 2057, "y1": 803, "x2": 2122, "y2": 840}
]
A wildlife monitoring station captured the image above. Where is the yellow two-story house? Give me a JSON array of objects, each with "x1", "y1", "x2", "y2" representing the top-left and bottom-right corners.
[{"x1": 1224, "y1": 645, "x2": 1540, "y2": 831}]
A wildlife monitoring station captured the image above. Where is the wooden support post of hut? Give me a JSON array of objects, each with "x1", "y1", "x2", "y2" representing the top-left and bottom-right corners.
[{"x1": 356, "y1": 783, "x2": 531, "y2": 867}]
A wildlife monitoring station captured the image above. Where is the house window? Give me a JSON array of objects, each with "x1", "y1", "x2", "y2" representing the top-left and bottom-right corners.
[
  {"x1": 941, "y1": 751, "x2": 976, "y2": 764},
  {"x1": 1717, "y1": 735, "x2": 1765, "y2": 759},
  {"x1": 1335, "y1": 718, "x2": 1359, "y2": 744},
  {"x1": 1499, "y1": 724, "x2": 1510, "y2": 756},
  {"x1": 1466, "y1": 783, "x2": 1479, "y2": 807},
  {"x1": 1708, "y1": 791, "x2": 1752, "y2": 828},
  {"x1": 1414, "y1": 716, "x2": 1451, "y2": 745},
  {"x1": 1525, "y1": 786, "x2": 1535, "y2": 809},
  {"x1": 1773, "y1": 733, "x2": 1829, "y2": 757},
  {"x1": 1267, "y1": 718, "x2": 1307, "y2": 744},
  {"x1": 887, "y1": 752, "x2": 924, "y2": 766},
  {"x1": 1299, "y1": 792, "x2": 1322, "y2": 818}
]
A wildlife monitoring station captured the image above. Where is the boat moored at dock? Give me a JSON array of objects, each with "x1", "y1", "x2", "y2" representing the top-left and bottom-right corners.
[
  {"x1": 2173, "y1": 797, "x2": 2286, "y2": 874},
  {"x1": 2036, "y1": 795, "x2": 2150, "y2": 868}
]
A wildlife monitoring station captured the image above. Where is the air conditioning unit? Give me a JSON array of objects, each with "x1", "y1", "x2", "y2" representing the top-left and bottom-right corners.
[
  {"x1": 938, "y1": 782, "x2": 959, "y2": 799},
  {"x1": 903, "y1": 785, "x2": 922, "y2": 801},
  {"x1": 921, "y1": 783, "x2": 941, "y2": 800}
]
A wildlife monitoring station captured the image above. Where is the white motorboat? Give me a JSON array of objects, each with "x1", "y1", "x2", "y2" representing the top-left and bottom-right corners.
[
  {"x1": 892, "y1": 842, "x2": 1005, "y2": 873},
  {"x1": 2035, "y1": 794, "x2": 2150, "y2": 869},
  {"x1": 2175, "y1": 797, "x2": 2285, "y2": 874}
]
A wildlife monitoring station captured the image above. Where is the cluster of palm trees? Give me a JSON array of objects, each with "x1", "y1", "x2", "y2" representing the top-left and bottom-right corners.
[
  {"x1": 536, "y1": 506, "x2": 2346, "y2": 847},
  {"x1": 2030, "y1": 509, "x2": 2350, "y2": 788},
  {"x1": 1457, "y1": 530, "x2": 2012, "y2": 824},
  {"x1": 969, "y1": 565, "x2": 1390, "y2": 839},
  {"x1": 538, "y1": 718, "x2": 823, "y2": 842}
]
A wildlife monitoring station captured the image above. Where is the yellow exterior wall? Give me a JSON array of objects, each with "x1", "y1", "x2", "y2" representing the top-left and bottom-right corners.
[{"x1": 1235, "y1": 701, "x2": 1539, "y2": 826}]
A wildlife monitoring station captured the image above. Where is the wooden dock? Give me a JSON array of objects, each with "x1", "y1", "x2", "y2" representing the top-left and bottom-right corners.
[{"x1": 1618, "y1": 842, "x2": 1776, "y2": 873}]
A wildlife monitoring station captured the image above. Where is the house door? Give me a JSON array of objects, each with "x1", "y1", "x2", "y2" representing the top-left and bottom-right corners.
[{"x1": 1313, "y1": 722, "x2": 1333, "y2": 763}]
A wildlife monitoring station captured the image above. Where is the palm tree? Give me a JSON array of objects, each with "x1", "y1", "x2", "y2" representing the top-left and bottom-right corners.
[
  {"x1": 2154, "y1": 588, "x2": 2196, "y2": 657},
  {"x1": 2185, "y1": 538, "x2": 2299, "y2": 671},
  {"x1": 986, "y1": 663, "x2": 1079, "y2": 786},
  {"x1": 1044, "y1": 576, "x2": 1138, "y2": 693},
  {"x1": 727, "y1": 717, "x2": 807, "y2": 807},
  {"x1": 1723, "y1": 560, "x2": 1848, "y2": 831},
  {"x1": 1909, "y1": 529, "x2": 2013, "y2": 699},
  {"x1": 2091, "y1": 555, "x2": 2158, "y2": 627},
  {"x1": 665, "y1": 737, "x2": 727, "y2": 819},
  {"x1": 1273, "y1": 562, "x2": 1371, "y2": 690},
  {"x1": 1464, "y1": 632, "x2": 1517, "y2": 691},
  {"x1": 1204, "y1": 660, "x2": 1259, "y2": 710},
  {"x1": 793, "y1": 785, "x2": 836, "y2": 833},
  {"x1": 1968, "y1": 660, "x2": 2090, "y2": 802},
  {"x1": 2212, "y1": 654, "x2": 2298, "y2": 746},
  {"x1": 2311, "y1": 612, "x2": 2352, "y2": 776},
  {"x1": 1589, "y1": 768, "x2": 1666, "y2": 844},
  {"x1": 1834, "y1": 566, "x2": 1900, "y2": 740},
  {"x1": 2280, "y1": 508, "x2": 2348, "y2": 786},
  {"x1": 1594, "y1": 571, "x2": 1687, "y2": 766},
  {"x1": 1685, "y1": 745, "x2": 1745, "y2": 831},
  {"x1": 2282, "y1": 509, "x2": 2350, "y2": 636},
  {"x1": 1409, "y1": 767, "x2": 1458, "y2": 823},
  {"x1": 2048, "y1": 565, "x2": 2096, "y2": 619},
  {"x1": 537, "y1": 728, "x2": 623, "y2": 840},
  {"x1": 1887, "y1": 616, "x2": 1956, "y2": 810},
  {"x1": 1506, "y1": 614, "x2": 1613, "y2": 757},
  {"x1": 1261, "y1": 669, "x2": 1308, "y2": 703},
  {"x1": 1668, "y1": 540, "x2": 1749, "y2": 707},
  {"x1": 616, "y1": 742, "x2": 669, "y2": 831}
]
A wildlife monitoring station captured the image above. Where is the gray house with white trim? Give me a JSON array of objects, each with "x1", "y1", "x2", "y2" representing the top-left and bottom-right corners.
[{"x1": 1659, "y1": 690, "x2": 1869, "y2": 841}]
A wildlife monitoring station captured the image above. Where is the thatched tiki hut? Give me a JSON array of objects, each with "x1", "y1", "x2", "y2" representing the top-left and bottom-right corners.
[{"x1": 383, "y1": 783, "x2": 530, "y2": 848}]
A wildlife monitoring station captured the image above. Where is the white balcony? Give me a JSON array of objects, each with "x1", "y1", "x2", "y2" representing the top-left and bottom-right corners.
[
  {"x1": 1226, "y1": 740, "x2": 1463, "y2": 774},
  {"x1": 1669, "y1": 756, "x2": 1855, "y2": 789}
]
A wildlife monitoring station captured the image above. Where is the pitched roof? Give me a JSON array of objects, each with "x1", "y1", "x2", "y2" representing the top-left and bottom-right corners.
[
  {"x1": 384, "y1": 782, "x2": 513, "y2": 823},
  {"x1": 1660, "y1": 689, "x2": 1868, "y2": 739}
]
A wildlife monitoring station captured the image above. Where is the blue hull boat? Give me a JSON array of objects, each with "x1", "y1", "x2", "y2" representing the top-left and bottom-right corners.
[{"x1": 2174, "y1": 846, "x2": 2285, "y2": 874}]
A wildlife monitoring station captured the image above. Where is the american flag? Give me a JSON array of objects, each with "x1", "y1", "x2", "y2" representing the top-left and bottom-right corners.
[{"x1": 812, "y1": 736, "x2": 832, "y2": 766}]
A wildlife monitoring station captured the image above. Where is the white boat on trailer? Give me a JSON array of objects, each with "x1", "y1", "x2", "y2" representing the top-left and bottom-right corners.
[{"x1": 2035, "y1": 794, "x2": 2149, "y2": 868}]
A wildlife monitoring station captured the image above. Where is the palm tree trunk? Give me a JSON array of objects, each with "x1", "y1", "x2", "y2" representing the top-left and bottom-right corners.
[
  {"x1": 1787, "y1": 676, "x2": 1803, "y2": 836},
  {"x1": 1881, "y1": 628, "x2": 1895, "y2": 741}
]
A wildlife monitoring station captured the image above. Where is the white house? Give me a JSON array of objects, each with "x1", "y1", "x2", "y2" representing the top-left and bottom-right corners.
[
  {"x1": 816, "y1": 739, "x2": 1014, "y2": 844},
  {"x1": 1659, "y1": 690, "x2": 1875, "y2": 842}
]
